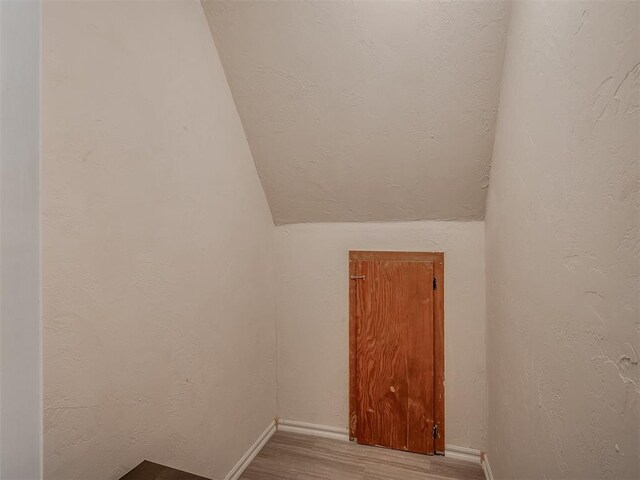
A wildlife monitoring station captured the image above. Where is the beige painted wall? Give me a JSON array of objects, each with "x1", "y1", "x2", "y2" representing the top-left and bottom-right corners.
[
  {"x1": 485, "y1": 1, "x2": 639, "y2": 479},
  {"x1": 42, "y1": 2, "x2": 276, "y2": 479},
  {"x1": 274, "y1": 221, "x2": 487, "y2": 450}
]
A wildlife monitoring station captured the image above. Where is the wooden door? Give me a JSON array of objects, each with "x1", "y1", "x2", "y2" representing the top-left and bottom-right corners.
[{"x1": 349, "y1": 251, "x2": 444, "y2": 455}]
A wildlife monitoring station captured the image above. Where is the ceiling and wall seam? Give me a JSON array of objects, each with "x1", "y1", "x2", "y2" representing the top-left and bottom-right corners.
[
  {"x1": 481, "y1": 1, "x2": 513, "y2": 207},
  {"x1": 200, "y1": 0, "x2": 278, "y2": 227}
]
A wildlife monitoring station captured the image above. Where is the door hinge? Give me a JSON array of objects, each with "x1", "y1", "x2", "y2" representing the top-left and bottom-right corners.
[
  {"x1": 433, "y1": 424, "x2": 439, "y2": 439},
  {"x1": 433, "y1": 277, "x2": 437, "y2": 290}
]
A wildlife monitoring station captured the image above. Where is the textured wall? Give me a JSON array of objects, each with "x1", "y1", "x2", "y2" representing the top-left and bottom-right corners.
[
  {"x1": 0, "y1": 1, "x2": 42, "y2": 477},
  {"x1": 485, "y1": 2, "x2": 639, "y2": 479},
  {"x1": 203, "y1": 1, "x2": 508, "y2": 224},
  {"x1": 42, "y1": 2, "x2": 276, "y2": 479},
  {"x1": 275, "y1": 221, "x2": 487, "y2": 450}
]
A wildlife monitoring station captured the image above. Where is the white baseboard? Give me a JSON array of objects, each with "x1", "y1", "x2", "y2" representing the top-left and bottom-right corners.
[
  {"x1": 277, "y1": 419, "x2": 481, "y2": 466},
  {"x1": 277, "y1": 419, "x2": 350, "y2": 442},
  {"x1": 481, "y1": 452, "x2": 494, "y2": 480},
  {"x1": 444, "y1": 444, "x2": 481, "y2": 463},
  {"x1": 224, "y1": 420, "x2": 276, "y2": 480},
  {"x1": 222, "y1": 419, "x2": 486, "y2": 478}
]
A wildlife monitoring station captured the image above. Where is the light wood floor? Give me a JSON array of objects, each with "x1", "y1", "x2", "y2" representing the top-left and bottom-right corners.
[{"x1": 240, "y1": 431, "x2": 485, "y2": 480}]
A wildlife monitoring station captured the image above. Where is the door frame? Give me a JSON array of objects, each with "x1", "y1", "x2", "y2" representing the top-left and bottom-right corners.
[{"x1": 348, "y1": 251, "x2": 445, "y2": 454}]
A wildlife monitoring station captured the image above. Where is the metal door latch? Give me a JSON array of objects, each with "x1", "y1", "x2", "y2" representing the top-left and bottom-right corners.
[{"x1": 350, "y1": 275, "x2": 366, "y2": 280}]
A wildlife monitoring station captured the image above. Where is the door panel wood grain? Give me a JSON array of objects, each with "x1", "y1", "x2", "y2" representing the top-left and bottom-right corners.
[{"x1": 349, "y1": 251, "x2": 444, "y2": 455}]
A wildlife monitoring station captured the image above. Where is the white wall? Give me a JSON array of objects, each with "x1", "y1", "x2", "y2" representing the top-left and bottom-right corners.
[
  {"x1": 275, "y1": 221, "x2": 487, "y2": 450},
  {"x1": 485, "y1": 1, "x2": 639, "y2": 479},
  {"x1": 0, "y1": 0, "x2": 42, "y2": 478},
  {"x1": 42, "y1": 2, "x2": 276, "y2": 479}
]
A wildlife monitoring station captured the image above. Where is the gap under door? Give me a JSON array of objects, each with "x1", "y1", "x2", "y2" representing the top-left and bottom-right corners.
[{"x1": 349, "y1": 251, "x2": 444, "y2": 454}]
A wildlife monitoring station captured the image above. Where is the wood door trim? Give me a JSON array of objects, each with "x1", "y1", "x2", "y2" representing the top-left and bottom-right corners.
[{"x1": 348, "y1": 250, "x2": 445, "y2": 453}]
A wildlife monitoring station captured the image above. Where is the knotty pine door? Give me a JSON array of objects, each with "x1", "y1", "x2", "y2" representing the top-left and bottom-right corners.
[{"x1": 349, "y1": 251, "x2": 444, "y2": 455}]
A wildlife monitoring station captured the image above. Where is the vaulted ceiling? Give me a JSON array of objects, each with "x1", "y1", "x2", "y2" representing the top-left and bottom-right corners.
[{"x1": 203, "y1": 1, "x2": 509, "y2": 225}]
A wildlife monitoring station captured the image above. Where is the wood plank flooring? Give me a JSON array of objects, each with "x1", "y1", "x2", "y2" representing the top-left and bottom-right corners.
[{"x1": 240, "y1": 431, "x2": 485, "y2": 480}]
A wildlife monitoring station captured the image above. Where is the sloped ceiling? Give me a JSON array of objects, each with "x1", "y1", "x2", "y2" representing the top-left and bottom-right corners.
[{"x1": 203, "y1": 1, "x2": 509, "y2": 225}]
